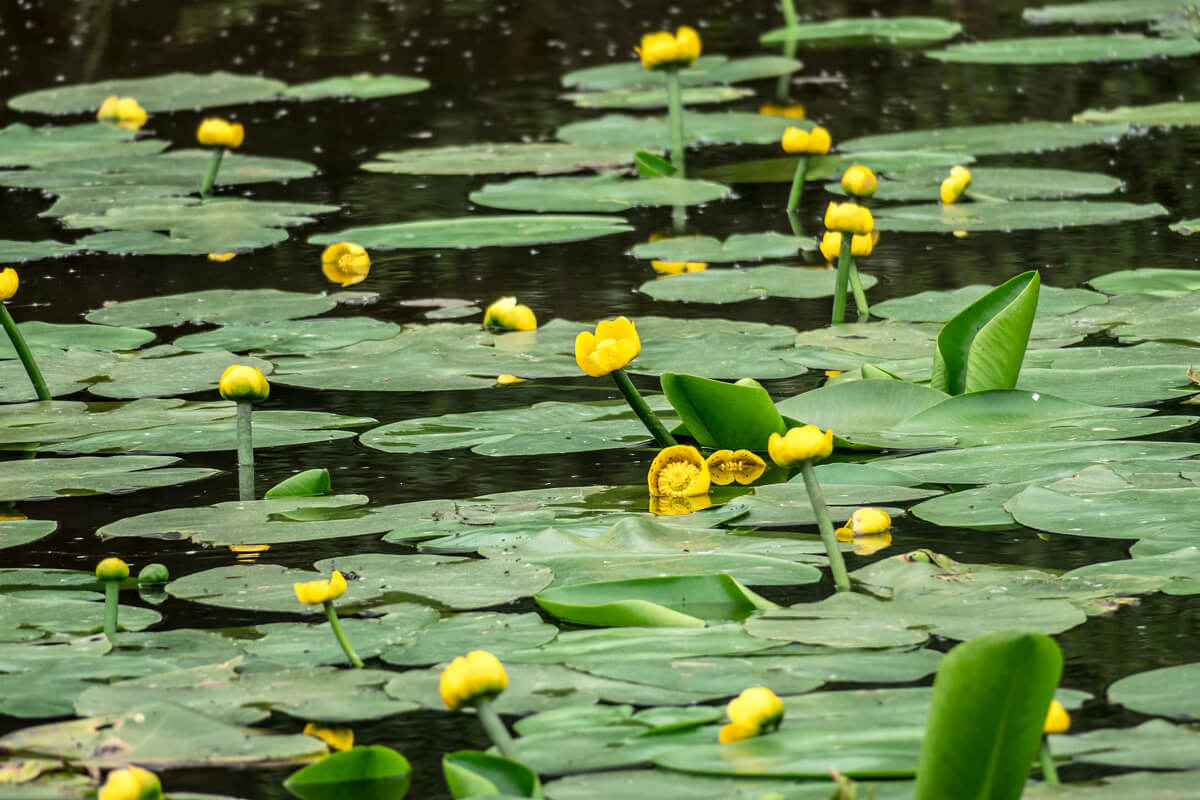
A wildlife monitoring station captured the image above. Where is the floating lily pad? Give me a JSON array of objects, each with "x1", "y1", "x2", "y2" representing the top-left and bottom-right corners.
[
  {"x1": 1024, "y1": 0, "x2": 1185, "y2": 25},
  {"x1": 760, "y1": 17, "x2": 963, "y2": 47},
  {"x1": 0, "y1": 520, "x2": 57, "y2": 551},
  {"x1": 874, "y1": 200, "x2": 1166, "y2": 233},
  {"x1": 0, "y1": 592, "x2": 161, "y2": 641},
  {"x1": 309, "y1": 215, "x2": 634, "y2": 249},
  {"x1": 0, "y1": 399, "x2": 228, "y2": 447},
  {"x1": 363, "y1": 143, "x2": 642, "y2": 176},
  {"x1": 1075, "y1": 101, "x2": 1200, "y2": 126},
  {"x1": 697, "y1": 151, "x2": 972, "y2": 184},
  {"x1": 283, "y1": 73, "x2": 430, "y2": 100},
  {"x1": 841, "y1": 121, "x2": 1129, "y2": 156},
  {"x1": 0, "y1": 239, "x2": 82, "y2": 263},
  {"x1": 172, "y1": 318, "x2": 402, "y2": 354},
  {"x1": 927, "y1": 35, "x2": 1200, "y2": 64},
  {"x1": 1023, "y1": 770, "x2": 1200, "y2": 800},
  {"x1": 1056, "y1": 719, "x2": 1200, "y2": 770},
  {"x1": 564, "y1": 86, "x2": 753, "y2": 109},
  {"x1": 545, "y1": 769, "x2": 913, "y2": 800},
  {"x1": 1009, "y1": 483, "x2": 1200, "y2": 545},
  {"x1": 0, "y1": 349, "x2": 116, "y2": 402},
  {"x1": 0, "y1": 123, "x2": 150, "y2": 167},
  {"x1": 561, "y1": 56, "x2": 802, "y2": 91},
  {"x1": 631, "y1": 233, "x2": 811, "y2": 262},
  {"x1": 1016, "y1": 342, "x2": 1199, "y2": 405},
  {"x1": 776, "y1": 379, "x2": 952, "y2": 449},
  {"x1": 556, "y1": 112, "x2": 797, "y2": 150},
  {"x1": 0, "y1": 455, "x2": 217, "y2": 501},
  {"x1": 874, "y1": 284, "x2": 1108, "y2": 323},
  {"x1": 640, "y1": 265, "x2": 877, "y2": 304},
  {"x1": 0, "y1": 322, "x2": 153, "y2": 358},
  {"x1": 9, "y1": 72, "x2": 287, "y2": 113},
  {"x1": 1088, "y1": 268, "x2": 1200, "y2": 296},
  {"x1": 86, "y1": 348, "x2": 273, "y2": 400},
  {"x1": 380, "y1": 611, "x2": 557, "y2": 666},
  {"x1": 1109, "y1": 661, "x2": 1200, "y2": 718},
  {"x1": 828, "y1": 168, "x2": 1122, "y2": 202},
  {"x1": 1067, "y1": 547, "x2": 1200, "y2": 596},
  {"x1": 86, "y1": 289, "x2": 337, "y2": 327},
  {"x1": 469, "y1": 175, "x2": 731, "y2": 212}
]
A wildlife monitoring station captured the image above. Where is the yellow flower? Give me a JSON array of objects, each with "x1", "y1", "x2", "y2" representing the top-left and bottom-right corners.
[
  {"x1": 98, "y1": 765, "x2": 162, "y2": 800},
  {"x1": 848, "y1": 507, "x2": 892, "y2": 535},
  {"x1": 648, "y1": 444, "x2": 711, "y2": 497},
  {"x1": 649, "y1": 495, "x2": 712, "y2": 516},
  {"x1": 293, "y1": 570, "x2": 348, "y2": 605},
  {"x1": 849, "y1": 531, "x2": 892, "y2": 556},
  {"x1": 824, "y1": 201, "x2": 873, "y2": 235},
  {"x1": 440, "y1": 650, "x2": 508, "y2": 710},
  {"x1": 1044, "y1": 699, "x2": 1071, "y2": 734},
  {"x1": 496, "y1": 374, "x2": 526, "y2": 385},
  {"x1": 780, "y1": 127, "x2": 809, "y2": 154},
  {"x1": 483, "y1": 296, "x2": 537, "y2": 331},
  {"x1": 807, "y1": 126, "x2": 832, "y2": 154},
  {"x1": 320, "y1": 242, "x2": 370, "y2": 287},
  {"x1": 229, "y1": 544, "x2": 270, "y2": 561},
  {"x1": 950, "y1": 165, "x2": 972, "y2": 183},
  {"x1": 767, "y1": 425, "x2": 834, "y2": 467},
  {"x1": 575, "y1": 316, "x2": 640, "y2": 377},
  {"x1": 719, "y1": 686, "x2": 784, "y2": 743},
  {"x1": 841, "y1": 165, "x2": 878, "y2": 198},
  {"x1": 651, "y1": 260, "x2": 707, "y2": 275},
  {"x1": 819, "y1": 231, "x2": 876, "y2": 262},
  {"x1": 97, "y1": 96, "x2": 148, "y2": 130},
  {"x1": 759, "y1": 102, "x2": 806, "y2": 119},
  {"x1": 219, "y1": 364, "x2": 270, "y2": 403},
  {"x1": 637, "y1": 26, "x2": 702, "y2": 70},
  {"x1": 706, "y1": 449, "x2": 766, "y2": 485},
  {"x1": 940, "y1": 165, "x2": 972, "y2": 204},
  {"x1": 207, "y1": 252, "x2": 236, "y2": 262},
  {"x1": 196, "y1": 117, "x2": 245, "y2": 149},
  {"x1": 95, "y1": 557, "x2": 130, "y2": 583},
  {"x1": 303, "y1": 722, "x2": 354, "y2": 751},
  {"x1": 0, "y1": 268, "x2": 17, "y2": 301}
]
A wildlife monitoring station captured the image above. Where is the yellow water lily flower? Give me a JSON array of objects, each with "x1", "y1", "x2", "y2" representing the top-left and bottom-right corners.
[
  {"x1": 1044, "y1": 699, "x2": 1071, "y2": 734},
  {"x1": 496, "y1": 374, "x2": 526, "y2": 385},
  {"x1": 847, "y1": 507, "x2": 892, "y2": 535},
  {"x1": 196, "y1": 117, "x2": 245, "y2": 149},
  {"x1": 841, "y1": 165, "x2": 878, "y2": 198},
  {"x1": 651, "y1": 260, "x2": 707, "y2": 275},
  {"x1": 848, "y1": 531, "x2": 892, "y2": 556},
  {"x1": 824, "y1": 201, "x2": 873, "y2": 235},
  {"x1": 483, "y1": 296, "x2": 537, "y2": 331},
  {"x1": 648, "y1": 444, "x2": 711, "y2": 497},
  {"x1": 440, "y1": 650, "x2": 509, "y2": 710},
  {"x1": 98, "y1": 765, "x2": 162, "y2": 800},
  {"x1": 218, "y1": 364, "x2": 270, "y2": 403},
  {"x1": 649, "y1": 495, "x2": 712, "y2": 516},
  {"x1": 97, "y1": 96, "x2": 148, "y2": 130},
  {"x1": 759, "y1": 102, "x2": 806, "y2": 119},
  {"x1": 575, "y1": 316, "x2": 640, "y2": 377},
  {"x1": 767, "y1": 425, "x2": 834, "y2": 467},
  {"x1": 719, "y1": 686, "x2": 784, "y2": 743},
  {"x1": 637, "y1": 26, "x2": 702, "y2": 70},
  {"x1": 940, "y1": 165, "x2": 972, "y2": 204},
  {"x1": 321, "y1": 242, "x2": 370, "y2": 287},
  {"x1": 780, "y1": 126, "x2": 809, "y2": 154},
  {"x1": 229, "y1": 544, "x2": 270, "y2": 561},
  {"x1": 95, "y1": 557, "x2": 130, "y2": 582},
  {"x1": 706, "y1": 449, "x2": 766, "y2": 485},
  {"x1": 293, "y1": 570, "x2": 347, "y2": 605},
  {"x1": 303, "y1": 722, "x2": 354, "y2": 751},
  {"x1": 0, "y1": 268, "x2": 17, "y2": 301},
  {"x1": 207, "y1": 252, "x2": 236, "y2": 262},
  {"x1": 819, "y1": 231, "x2": 876, "y2": 262}
]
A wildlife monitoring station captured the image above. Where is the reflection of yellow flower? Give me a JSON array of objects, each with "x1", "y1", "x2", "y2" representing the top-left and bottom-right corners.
[
  {"x1": 649, "y1": 495, "x2": 712, "y2": 515},
  {"x1": 98, "y1": 765, "x2": 162, "y2": 800},
  {"x1": 293, "y1": 571, "x2": 347, "y2": 605},
  {"x1": 97, "y1": 96, "x2": 148, "y2": 130},
  {"x1": 219, "y1": 364, "x2": 269, "y2": 403},
  {"x1": 207, "y1": 252, "x2": 236, "y2": 262},
  {"x1": 841, "y1": 165, "x2": 878, "y2": 198},
  {"x1": 483, "y1": 296, "x2": 537, "y2": 331},
  {"x1": 637, "y1": 26, "x2": 702, "y2": 70},
  {"x1": 303, "y1": 722, "x2": 354, "y2": 751},
  {"x1": 759, "y1": 102, "x2": 806, "y2": 119},
  {"x1": 496, "y1": 374, "x2": 526, "y2": 385},
  {"x1": 719, "y1": 686, "x2": 784, "y2": 743},
  {"x1": 651, "y1": 260, "x2": 707, "y2": 275},
  {"x1": 575, "y1": 317, "x2": 640, "y2": 377},
  {"x1": 648, "y1": 444, "x2": 711, "y2": 497},
  {"x1": 0, "y1": 268, "x2": 18, "y2": 301},
  {"x1": 196, "y1": 117, "x2": 244, "y2": 149},
  {"x1": 321, "y1": 242, "x2": 370, "y2": 287},
  {"x1": 768, "y1": 425, "x2": 833, "y2": 467},
  {"x1": 440, "y1": 650, "x2": 508, "y2": 710},
  {"x1": 824, "y1": 202, "x2": 873, "y2": 235},
  {"x1": 819, "y1": 231, "x2": 876, "y2": 262},
  {"x1": 940, "y1": 165, "x2": 972, "y2": 204},
  {"x1": 837, "y1": 527, "x2": 893, "y2": 556},
  {"x1": 706, "y1": 449, "x2": 766, "y2": 485},
  {"x1": 1044, "y1": 700, "x2": 1070, "y2": 734}
]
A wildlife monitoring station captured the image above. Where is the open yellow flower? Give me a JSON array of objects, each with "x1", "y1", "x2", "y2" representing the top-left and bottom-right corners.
[
  {"x1": 0, "y1": 268, "x2": 17, "y2": 301},
  {"x1": 841, "y1": 165, "x2": 878, "y2": 198},
  {"x1": 1044, "y1": 699, "x2": 1071, "y2": 734},
  {"x1": 819, "y1": 231, "x2": 876, "y2": 262},
  {"x1": 219, "y1": 364, "x2": 269, "y2": 403},
  {"x1": 196, "y1": 117, "x2": 245, "y2": 149},
  {"x1": 98, "y1": 765, "x2": 162, "y2": 800},
  {"x1": 321, "y1": 242, "x2": 370, "y2": 287},
  {"x1": 706, "y1": 449, "x2": 766, "y2": 485},
  {"x1": 651, "y1": 260, "x2": 707, "y2": 275},
  {"x1": 575, "y1": 316, "x2": 640, "y2": 377},
  {"x1": 440, "y1": 650, "x2": 508, "y2": 710},
  {"x1": 648, "y1": 444, "x2": 711, "y2": 497},
  {"x1": 649, "y1": 495, "x2": 712, "y2": 516},
  {"x1": 848, "y1": 507, "x2": 892, "y2": 535},
  {"x1": 97, "y1": 96, "x2": 148, "y2": 130},
  {"x1": 719, "y1": 686, "x2": 784, "y2": 743},
  {"x1": 759, "y1": 102, "x2": 806, "y2": 119},
  {"x1": 767, "y1": 425, "x2": 833, "y2": 467},
  {"x1": 483, "y1": 296, "x2": 537, "y2": 331},
  {"x1": 824, "y1": 202, "x2": 873, "y2": 235},
  {"x1": 293, "y1": 570, "x2": 347, "y2": 605},
  {"x1": 637, "y1": 26, "x2": 702, "y2": 70}
]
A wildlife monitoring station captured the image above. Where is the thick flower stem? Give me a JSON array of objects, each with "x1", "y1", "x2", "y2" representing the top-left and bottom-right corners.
[
  {"x1": 831, "y1": 235, "x2": 853, "y2": 325},
  {"x1": 475, "y1": 698, "x2": 518, "y2": 760},
  {"x1": 236, "y1": 401, "x2": 255, "y2": 501},
  {"x1": 103, "y1": 581, "x2": 120, "y2": 643},
  {"x1": 799, "y1": 460, "x2": 851, "y2": 592},
  {"x1": 0, "y1": 305, "x2": 50, "y2": 401},
  {"x1": 610, "y1": 368, "x2": 677, "y2": 448},
  {"x1": 775, "y1": 0, "x2": 799, "y2": 101},
  {"x1": 200, "y1": 146, "x2": 226, "y2": 198},
  {"x1": 847, "y1": 261, "x2": 870, "y2": 320},
  {"x1": 786, "y1": 155, "x2": 808, "y2": 213},
  {"x1": 665, "y1": 68, "x2": 687, "y2": 176},
  {"x1": 1039, "y1": 738, "x2": 1060, "y2": 786},
  {"x1": 786, "y1": 210, "x2": 803, "y2": 238},
  {"x1": 323, "y1": 600, "x2": 363, "y2": 668}
]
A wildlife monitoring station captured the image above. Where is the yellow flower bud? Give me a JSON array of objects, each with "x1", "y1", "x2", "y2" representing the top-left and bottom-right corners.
[
  {"x1": 651, "y1": 260, "x2": 707, "y2": 275},
  {"x1": 781, "y1": 127, "x2": 810, "y2": 154},
  {"x1": 320, "y1": 242, "x2": 370, "y2": 287},
  {"x1": 648, "y1": 444, "x2": 711, "y2": 497},
  {"x1": 848, "y1": 507, "x2": 892, "y2": 535},
  {"x1": 97, "y1": 97, "x2": 148, "y2": 130},
  {"x1": 806, "y1": 126, "x2": 832, "y2": 154},
  {"x1": 719, "y1": 686, "x2": 784, "y2": 743},
  {"x1": 440, "y1": 650, "x2": 509, "y2": 710},
  {"x1": 950, "y1": 165, "x2": 972, "y2": 184},
  {"x1": 705, "y1": 449, "x2": 766, "y2": 486},
  {"x1": 1044, "y1": 699, "x2": 1071, "y2": 734},
  {"x1": 303, "y1": 722, "x2": 354, "y2": 751},
  {"x1": 824, "y1": 202, "x2": 873, "y2": 235},
  {"x1": 637, "y1": 26, "x2": 702, "y2": 70},
  {"x1": 767, "y1": 425, "x2": 834, "y2": 467},
  {"x1": 97, "y1": 96, "x2": 121, "y2": 119},
  {"x1": 95, "y1": 557, "x2": 130, "y2": 583},
  {"x1": 0, "y1": 268, "x2": 17, "y2": 301},
  {"x1": 483, "y1": 296, "x2": 537, "y2": 331},
  {"x1": 759, "y1": 102, "x2": 806, "y2": 119},
  {"x1": 218, "y1": 364, "x2": 270, "y2": 403},
  {"x1": 940, "y1": 165, "x2": 972, "y2": 204},
  {"x1": 575, "y1": 316, "x2": 640, "y2": 377},
  {"x1": 293, "y1": 570, "x2": 348, "y2": 605},
  {"x1": 841, "y1": 165, "x2": 878, "y2": 198},
  {"x1": 196, "y1": 117, "x2": 245, "y2": 149},
  {"x1": 98, "y1": 765, "x2": 162, "y2": 800},
  {"x1": 675, "y1": 26, "x2": 702, "y2": 65},
  {"x1": 819, "y1": 231, "x2": 875, "y2": 262}
]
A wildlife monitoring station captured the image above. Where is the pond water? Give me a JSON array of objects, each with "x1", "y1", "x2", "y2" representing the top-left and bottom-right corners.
[{"x1": 2, "y1": 0, "x2": 1200, "y2": 798}]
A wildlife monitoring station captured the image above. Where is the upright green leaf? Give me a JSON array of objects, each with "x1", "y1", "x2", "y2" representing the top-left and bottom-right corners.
[
  {"x1": 284, "y1": 745, "x2": 412, "y2": 800},
  {"x1": 265, "y1": 469, "x2": 333, "y2": 498},
  {"x1": 443, "y1": 751, "x2": 543, "y2": 798},
  {"x1": 914, "y1": 630, "x2": 1063, "y2": 800},
  {"x1": 931, "y1": 271, "x2": 1040, "y2": 395},
  {"x1": 660, "y1": 373, "x2": 786, "y2": 450},
  {"x1": 634, "y1": 151, "x2": 677, "y2": 178}
]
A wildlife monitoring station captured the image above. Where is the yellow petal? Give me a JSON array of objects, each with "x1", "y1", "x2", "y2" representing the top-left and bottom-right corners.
[
  {"x1": 1044, "y1": 699, "x2": 1071, "y2": 734},
  {"x1": 648, "y1": 444, "x2": 711, "y2": 497}
]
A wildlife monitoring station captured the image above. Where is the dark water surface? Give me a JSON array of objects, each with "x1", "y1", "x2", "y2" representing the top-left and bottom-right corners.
[{"x1": 2, "y1": 0, "x2": 1200, "y2": 797}]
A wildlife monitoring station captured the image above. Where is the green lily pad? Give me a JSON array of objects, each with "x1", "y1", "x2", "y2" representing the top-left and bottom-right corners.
[
  {"x1": 0, "y1": 399, "x2": 231, "y2": 447},
  {"x1": 564, "y1": 86, "x2": 752, "y2": 109},
  {"x1": 0, "y1": 455, "x2": 217, "y2": 501},
  {"x1": 0, "y1": 322, "x2": 153, "y2": 358},
  {"x1": 1024, "y1": 0, "x2": 1185, "y2": 24},
  {"x1": 380, "y1": 611, "x2": 556, "y2": 667},
  {"x1": 776, "y1": 379, "x2": 952, "y2": 449},
  {"x1": 1067, "y1": 547, "x2": 1200, "y2": 596},
  {"x1": 535, "y1": 574, "x2": 778, "y2": 628},
  {"x1": 561, "y1": 56, "x2": 802, "y2": 91},
  {"x1": 309, "y1": 215, "x2": 633, "y2": 249},
  {"x1": 0, "y1": 350, "x2": 117, "y2": 402},
  {"x1": 828, "y1": 167, "x2": 1122, "y2": 202},
  {"x1": 1023, "y1": 770, "x2": 1200, "y2": 800},
  {"x1": 908, "y1": 483, "x2": 1025, "y2": 531},
  {"x1": 873, "y1": 201, "x2": 1166, "y2": 233},
  {"x1": 8, "y1": 72, "x2": 287, "y2": 113},
  {"x1": 631, "y1": 233, "x2": 811, "y2": 262},
  {"x1": 172, "y1": 318, "x2": 402, "y2": 354},
  {"x1": 760, "y1": 17, "x2": 963, "y2": 47},
  {"x1": 470, "y1": 174, "x2": 731, "y2": 212},
  {"x1": 86, "y1": 289, "x2": 337, "y2": 327},
  {"x1": 874, "y1": 284, "x2": 1108, "y2": 323},
  {"x1": 1075, "y1": 101, "x2": 1200, "y2": 126},
  {"x1": 697, "y1": 151, "x2": 972, "y2": 184},
  {"x1": 1055, "y1": 720, "x2": 1200, "y2": 769},
  {"x1": 0, "y1": 520, "x2": 57, "y2": 551},
  {"x1": 1109, "y1": 661, "x2": 1200, "y2": 718},
  {"x1": 640, "y1": 264, "x2": 878, "y2": 304},
  {"x1": 1016, "y1": 342, "x2": 1199, "y2": 405},
  {"x1": 0, "y1": 592, "x2": 161, "y2": 641},
  {"x1": 363, "y1": 143, "x2": 641, "y2": 176},
  {"x1": 1009, "y1": 483, "x2": 1200, "y2": 544},
  {"x1": 927, "y1": 35, "x2": 1200, "y2": 64},
  {"x1": 85, "y1": 348, "x2": 273, "y2": 400},
  {"x1": 1089, "y1": 268, "x2": 1200, "y2": 296},
  {"x1": 841, "y1": 121, "x2": 1130, "y2": 156},
  {"x1": 0, "y1": 239, "x2": 82, "y2": 263},
  {"x1": 545, "y1": 769, "x2": 913, "y2": 800},
  {"x1": 0, "y1": 123, "x2": 150, "y2": 167},
  {"x1": 556, "y1": 112, "x2": 797, "y2": 150},
  {"x1": 283, "y1": 73, "x2": 429, "y2": 100}
]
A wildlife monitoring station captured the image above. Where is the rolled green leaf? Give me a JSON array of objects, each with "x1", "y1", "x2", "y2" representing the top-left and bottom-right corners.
[
  {"x1": 443, "y1": 750, "x2": 542, "y2": 799},
  {"x1": 283, "y1": 745, "x2": 412, "y2": 800}
]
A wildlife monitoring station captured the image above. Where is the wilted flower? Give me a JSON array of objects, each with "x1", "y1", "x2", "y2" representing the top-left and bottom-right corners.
[
  {"x1": 440, "y1": 650, "x2": 508, "y2": 710},
  {"x1": 648, "y1": 444, "x2": 711, "y2": 497},
  {"x1": 219, "y1": 364, "x2": 269, "y2": 403},
  {"x1": 575, "y1": 316, "x2": 640, "y2": 377},
  {"x1": 706, "y1": 449, "x2": 766, "y2": 485},
  {"x1": 767, "y1": 425, "x2": 834, "y2": 467},
  {"x1": 293, "y1": 570, "x2": 347, "y2": 605},
  {"x1": 483, "y1": 296, "x2": 537, "y2": 331},
  {"x1": 719, "y1": 686, "x2": 784, "y2": 743},
  {"x1": 321, "y1": 242, "x2": 370, "y2": 287}
]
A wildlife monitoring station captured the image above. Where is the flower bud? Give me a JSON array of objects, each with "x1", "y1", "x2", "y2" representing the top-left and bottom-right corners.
[
  {"x1": 719, "y1": 686, "x2": 784, "y2": 743},
  {"x1": 440, "y1": 650, "x2": 509, "y2": 710},
  {"x1": 219, "y1": 364, "x2": 270, "y2": 403},
  {"x1": 483, "y1": 296, "x2": 537, "y2": 331},
  {"x1": 196, "y1": 117, "x2": 245, "y2": 149},
  {"x1": 767, "y1": 425, "x2": 834, "y2": 467},
  {"x1": 1044, "y1": 699, "x2": 1071, "y2": 734},
  {"x1": 781, "y1": 127, "x2": 810, "y2": 154},
  {"x1": 841, "y1": 165, "x2": 878, "y2": 198},
  {"x1": 96, "y1": 557, "x2": 130, "y2": 583},
  {"x1": 0, "y1": 268, "x2": 17, "y2": 301},
  {"x1": 98, "y1": 765, "x2": 162, "y2": 800},
  {"x1": 806, "y1": 126, "x2": 832, "y2": 154}
]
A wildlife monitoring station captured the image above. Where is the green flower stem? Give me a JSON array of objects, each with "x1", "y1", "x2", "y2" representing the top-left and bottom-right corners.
[
  {"x1": 103, "y1": 581, "x2": 120, "y2": 643},
  {"x1": 831, "y1": 234, "x2": 853, "y2": 325},
  {"x1": 799, "y1": 460, "x2": 851, "y2": 592},
  {"x1": 475, "y1": 698, "x2": 518, "y2": 760},
  {"x1": 610, "y1": 368, "x2": 677, "y2": 448},
  {"x1": 671, "y1": 204, "x2": 688, "y2": 233},
  {"x1": 847, "y1": 260, "x2": 870, "y2": 321},
  {"x1": 776, "y1": 0, "x2": 799, "y2": 101},
  {"x1": 785, "y1": 155, "x2": 809, "y2": 213},
  {"x1": 236, "y1": 400, "x2": 254, "y2": 501},
  {"x1": 1039, "y1": 738, "x2": 1060, "y2": 786},
  {"x1": 200, "y1": 146, "x2": 226, "y2": 198},
  {"x1": 323, "y1": 600, "x2": 363, "y2": 668},
  {"x1": 665, "y1": 68, "x2": 687, "y2": 176},
  {"x1": 0, "y1": 304, "x2": 50, "y2": 401},
  {"x1": 786, "y1": 210, "x2": 803, "y2": 238}
]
